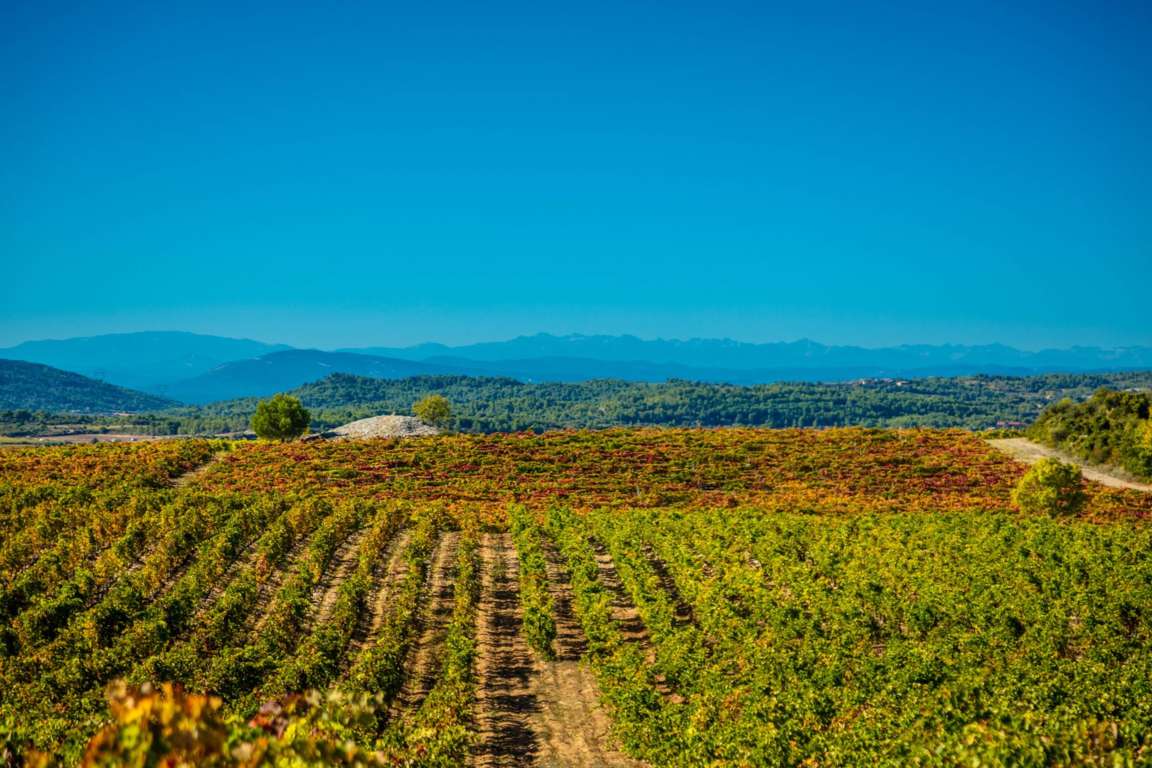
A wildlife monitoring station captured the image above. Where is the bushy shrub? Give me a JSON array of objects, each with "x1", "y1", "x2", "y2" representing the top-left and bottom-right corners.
[
  {"x1": 251, "y1": 394, "x2": 311, "y2": 442},
  {"x1": 76, "y1": 681, "x2": 386, "y2": 767},
  {"x1": 1123, "y1": 419, "x2": 1152, "y2": 478},
  {"x1": 412, "y1": 394, "x2": 452, "y2": 428},
  {"x1": 1012, "y1": 458, "x2": 1087, "y2": 516}
]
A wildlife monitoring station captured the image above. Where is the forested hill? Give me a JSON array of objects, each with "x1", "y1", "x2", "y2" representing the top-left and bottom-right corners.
[
  {"x1": 0, "y1": 359, "x2": 177, "y2": 413},
  {"x1": 144, "y1": 370, "x2": 1152, "y2": 435}
]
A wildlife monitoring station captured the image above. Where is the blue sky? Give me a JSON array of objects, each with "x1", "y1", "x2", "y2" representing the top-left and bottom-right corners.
[{"x1": 2, "y1": 0, "x2": 1149, "y2": 350}]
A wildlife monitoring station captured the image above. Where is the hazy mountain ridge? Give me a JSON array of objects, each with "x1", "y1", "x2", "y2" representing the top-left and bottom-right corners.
[
  {"x1": 344, "y1": 333, "x2": 1152, "y2": 371},
  {"x1": 166, "y1": 347, "x2": 1134, "y2": 405},
  {"x1": 0, "y1": 359, "x2": 177, "y2": 413},
  {"x1": 156, "y1": 350, "x2": 479, "y2": 404},
  {"x1": 3, "y1": 331, "x2": 1150, "y2": 405},
  {"x1": 0, "y1": 331, "x2": 290, "y2": 390}
]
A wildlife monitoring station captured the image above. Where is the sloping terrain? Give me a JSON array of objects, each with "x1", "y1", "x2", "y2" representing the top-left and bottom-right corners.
[
  {"x1": 159, "y1": 349, "x2": 476, "y2": 404},
  {"x1": 0, "y1": 331, "x2": 289, "y2": 391},
  {"x1": 8, "y1": 331, "x2": 1152, "y2": 409},
  {"x1": 3, "y1": 431, "x2": 1152, "y2": 765},
  {"x1": 0, "y1": 359, "x2": 177, "y2": 412}
]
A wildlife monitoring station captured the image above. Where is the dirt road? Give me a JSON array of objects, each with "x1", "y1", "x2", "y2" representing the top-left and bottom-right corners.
[{"x1": 987, "y1": 438, "x2": 1152, "y2": 492}]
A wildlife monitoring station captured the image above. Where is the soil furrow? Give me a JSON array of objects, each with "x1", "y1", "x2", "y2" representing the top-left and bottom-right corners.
[
  {"x1": 533, "y1": 543, "x2": 644, "y2": 768},
  {"x1": 251, "y1": 536, "x2": 314, "y2": 634},
  {"x1": 472, "y1": 532, "x2": 539, "y2": 767},
  {"x1": 191, "y1": 531, "x2": 268, "y2": 623},
  {"x1": 393, "y1": 530, "x2": 460, "y2": 714},
  {"x1": 589, "y1": 540, "x2": 649, "y2": 644},
  {"x1": 170, "y1": 453, "x2": 220, "y2": 489},
  {"x1": 640, "y1": 543, "x2": 695, "y2": 627},
  {"x1": 589, "y1": 539, "x2": 675, "y2": 699},
  {"x1": 309, "y1": 525, "x2": 367, "y2": 629},
  {"x1": 344, "y1": 529, "x2": 411, "y2": 663}
]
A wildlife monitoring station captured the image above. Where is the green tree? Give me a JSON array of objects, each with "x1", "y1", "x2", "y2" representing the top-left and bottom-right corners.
[
  {"x1": 251, "y1": 394, "x2": 311, "y2": 442},
  {"x1": 413, "y1": 394, "x2": 452, "y2": 429},
  {"x1": 1125, "y1": 419, "x2": 1152, "y2": 478},
  {"x1": 1011, "y1": 457, "x2": 1087, "y2": 516}
]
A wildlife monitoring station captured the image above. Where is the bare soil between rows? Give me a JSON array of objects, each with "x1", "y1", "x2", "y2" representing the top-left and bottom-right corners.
[
  {"x1": 473, "y1": 533, "x2": 539, "y2": 767},
  {"x1": 344, "y1": 529, "x2": 412, "y2": 665},
  {"x1": 394, "y1": 531, "x2": 461, "y2": 714},
  {"x1": 532, "y1": 542, "x2": 645, "y2": 768}
]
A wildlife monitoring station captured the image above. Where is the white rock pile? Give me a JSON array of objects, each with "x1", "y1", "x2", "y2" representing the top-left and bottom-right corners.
[{"x1": 326, "y1": 415, "x2": 439, "y2": 439}]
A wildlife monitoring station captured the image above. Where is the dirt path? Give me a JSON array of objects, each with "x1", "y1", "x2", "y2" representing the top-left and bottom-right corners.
[
  {"x1": 171, "y1": 453, "x2": 220, "y2": 488},
  {"x1": 988, "y1": 438, "x2": 1152, "y2": 492},
  {"x1": 531, "y1": 544, "x2": 644, "y2": 768},
  {"x1": 393, "y1": 531, "x2": 460, "y2": 714},
  {"x1": 472, "y1": 533, "x2": 539, "y2": 767}
]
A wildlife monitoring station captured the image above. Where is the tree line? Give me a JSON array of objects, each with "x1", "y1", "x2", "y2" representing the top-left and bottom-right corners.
[
  {"x1": 4, "y1": 371, "x2": 1150, "y2": 439},
  {"x1": 91, "y1": 370, "x2": 1150, "y2": 436}
]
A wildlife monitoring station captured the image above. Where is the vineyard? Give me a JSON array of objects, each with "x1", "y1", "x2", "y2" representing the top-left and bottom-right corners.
[{"x1": 1, "y1": 429, "x2": 1151, "y2": 766}]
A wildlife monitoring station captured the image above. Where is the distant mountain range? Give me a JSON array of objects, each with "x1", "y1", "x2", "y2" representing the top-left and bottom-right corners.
[
  {"x1": 0, "y1": 360, "x2": 176, "y2": 413},
  {"x1": 349, "y1": 333, "x2": 1152, "y2": 374},
  {"x1": 2, "y1": 331, "x2": 1150, "y2": 406},
  {"x1": 0, "y1": 331, "x2": 289, "y2": 390},
  {"x1": 157, "y1": 350, "x2": 473, "y2": 404}
]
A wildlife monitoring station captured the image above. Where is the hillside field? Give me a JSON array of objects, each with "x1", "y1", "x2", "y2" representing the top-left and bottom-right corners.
[{"x1": 1, "y1": 430, "x2": 1151, "y2": 766}]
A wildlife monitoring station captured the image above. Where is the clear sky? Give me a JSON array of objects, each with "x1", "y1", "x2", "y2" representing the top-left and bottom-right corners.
[{"x1": 2, "y1": 0, "x2": 1149, "y2": 350}]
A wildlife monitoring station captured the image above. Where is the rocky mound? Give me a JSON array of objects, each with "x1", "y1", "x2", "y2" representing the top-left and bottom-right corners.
[{"x1": 327, "y1": 415, "x2": 439, "y2": 439}]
